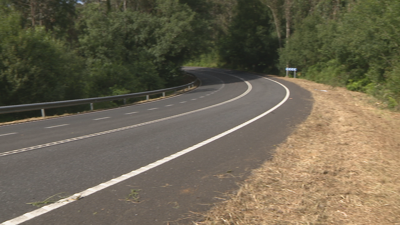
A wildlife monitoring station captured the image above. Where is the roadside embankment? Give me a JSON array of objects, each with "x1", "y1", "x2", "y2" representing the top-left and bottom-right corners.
[{"x1": 196, "y1": 77, "x2": 400, "y2": 224}]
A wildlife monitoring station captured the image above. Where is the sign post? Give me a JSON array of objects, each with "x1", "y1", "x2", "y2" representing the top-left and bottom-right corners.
[{"x1": 285, "y1": 68, "x2": 297, "y2": 78}]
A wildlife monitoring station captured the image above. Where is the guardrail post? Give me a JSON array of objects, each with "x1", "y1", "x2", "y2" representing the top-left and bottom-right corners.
[{"x1": 0, "y1": 79, "x2": 198, "y2": 116}]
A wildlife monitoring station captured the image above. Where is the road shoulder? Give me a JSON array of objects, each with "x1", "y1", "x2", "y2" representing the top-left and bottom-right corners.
[{"x1": 197, "y1": 77, "x2": 400, "y2": 224}]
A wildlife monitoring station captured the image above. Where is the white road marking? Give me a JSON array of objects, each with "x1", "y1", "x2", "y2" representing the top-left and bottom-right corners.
[
  {"x1": 165, "y1": 104, "x2": 173, "y2": 107},
  {"x1": 191, "y1": 99, "x2": 197, "y2": 101},
  {"x1": 93, "y1": 117, "x2": 110, "y2": 121},
  {"x1": 180, "y1": 101, "x2": 187, "y2": 103},
  {"x1": 0, "y1": 75, "x2": 290, "y2": 225},
  {"x1": 148, "y1": 108, "x2": 158, "y2": 111},
  {"x1": 45, "y1": 124, "x2": 69, "y2": 129},
  {"x1": 0, "y1": 74, "x2": 244, "y2": 158},
  {"x1": 0, "y1": 133, "x2": 17, "y2": 137},
  {"x1": 125, "y1": 112, "x2": 138, "y2": 115},
  {"x1": 200, "y1": 96, "x2": 204, "y2": 98}
]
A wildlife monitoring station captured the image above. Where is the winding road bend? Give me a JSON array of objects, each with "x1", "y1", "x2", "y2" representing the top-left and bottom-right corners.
[{"x1": 0, "y1": 67, "x2": 312, "y2": 225}]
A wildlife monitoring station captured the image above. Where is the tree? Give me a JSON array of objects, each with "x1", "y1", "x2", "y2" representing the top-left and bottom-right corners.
[
  {"x1": 218, "y1": 0, "x2": 279, "y2": 73},
  {"x1": 261, "y1": 0, "x2": 284, "y2": 47},
  {"x1": 0, "y1": 11, "x2": 86, "y2": 106}
]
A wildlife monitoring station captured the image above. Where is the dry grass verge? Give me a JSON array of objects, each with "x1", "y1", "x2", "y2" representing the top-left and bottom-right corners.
[{"x1": 196, "y1": 77, "x2": 400, "y2": 224}]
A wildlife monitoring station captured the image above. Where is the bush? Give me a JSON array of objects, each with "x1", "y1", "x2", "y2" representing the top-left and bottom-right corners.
[{"x1": 0, "y1": 13, "x2": 86, "y2": 106}]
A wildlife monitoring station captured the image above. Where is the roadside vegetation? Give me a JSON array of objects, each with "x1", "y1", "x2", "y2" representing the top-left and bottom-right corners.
[
  {"x1": 188, "y1": 0, "x2": 400, "y2": 111},
  {"x1": 195, "y1": 77, "x2": 400, "y2": 224},
  {"x1": 1, "y1": 0, "x2": 400, "y2": 222},
  {"x1": 0, "y1": 0, "x2": 212, "y2": 121},
  {"x1": 2, "y1": 0, "x2": 398, "y2": 121}
]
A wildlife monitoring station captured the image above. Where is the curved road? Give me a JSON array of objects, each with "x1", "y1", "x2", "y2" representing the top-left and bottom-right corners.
[{"x1": 0, "y1": 67, "x2": 312, "y2": 225}]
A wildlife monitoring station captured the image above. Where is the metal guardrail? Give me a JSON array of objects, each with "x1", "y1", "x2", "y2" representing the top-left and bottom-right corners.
[{"x1": 0, "y1": 79, "x2": 198, "y2": 117}]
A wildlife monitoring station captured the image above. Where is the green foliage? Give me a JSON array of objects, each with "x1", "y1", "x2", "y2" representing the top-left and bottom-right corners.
[
  {"x1": 184, "y1": 50, "x2": 220, "y2": 68},
  {"x1": 217, "y1": 0, "x2": 279, "y2": 73},
  {"x1": 304, "y1": 60, "x2": 347, "y2": 87},
  {"x1": 0, "y1": 0, "x2": 212, "y2": 122},
  {"x1": 279, "y1": 0, "x2": 400, "y2": 109},
  {"x1": 0, "y1": 12, "x2": 86, "y2": 106},
  {"x1": 78, "y1": 0, "x2": 206, "y2": 95}
]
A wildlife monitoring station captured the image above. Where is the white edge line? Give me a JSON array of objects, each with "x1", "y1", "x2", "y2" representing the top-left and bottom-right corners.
[
  {"x1": 0, "y1": 133, "x2": 17, "y2": 137},
  {"x1": 0, "y1": 75, "x2": 202, "y2": 129},
  {"x1": 0, "y1": 76, "x2": 290, "y2": 225},
  {"x1": 0, "y1": 77, "x2": 239, "y2": 158}
]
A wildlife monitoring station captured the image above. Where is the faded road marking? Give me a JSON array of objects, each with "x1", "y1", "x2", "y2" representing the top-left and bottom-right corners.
[
  {"x1": 45, "y1": 124, "x2": 69, "y2": 129},
  {"x1": 0, "y1": 133, "x2": 17, "y2": 137},
  {"x1": 93, "y1": 117, "x2": 110, "y2": 121}
]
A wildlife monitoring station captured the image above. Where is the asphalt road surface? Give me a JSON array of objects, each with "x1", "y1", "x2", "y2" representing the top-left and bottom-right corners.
[{"x1": 0, "y1": 67, "x2": 313, "y2": 225}]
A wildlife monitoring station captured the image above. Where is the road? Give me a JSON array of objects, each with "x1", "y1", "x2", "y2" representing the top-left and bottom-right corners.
[{"x1": 0, "y1": 67, "x2": 313, "y2": 225}]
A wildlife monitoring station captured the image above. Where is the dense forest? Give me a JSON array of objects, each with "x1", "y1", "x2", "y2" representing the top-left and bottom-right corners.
[
  {"x1": 279, "y1": 0, "x2": 400, "y2": 110},
  {"x1": 193, "y1": 0, "x2": 400, "y2": 111},
  {"x1": 0, "y1": 0, "x2": 399, "y2": 118}
]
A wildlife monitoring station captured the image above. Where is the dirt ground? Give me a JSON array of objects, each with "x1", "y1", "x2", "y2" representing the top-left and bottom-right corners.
[{"x1": 195, "y1": 77, "x2": 400, "y2": 224}]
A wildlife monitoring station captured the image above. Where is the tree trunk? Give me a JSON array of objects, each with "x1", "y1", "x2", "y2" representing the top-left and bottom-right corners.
[
  {"x1": 284, "y1": 0, "x2": 293, "y2": 74},
  {"x1": 39, "y1": 7, "x2": 43, "y2": 26},
  {"x1": 264, "y1": 0, "x2": 283, "y2": 48},
  {"x1": 284, "y1": 0, "x2": 292, "y2": 42},
  {"x1": 333, "y1": 0, "x2": 340, "y2": 19},
  {"x1": 30, "y1": 0, "x2": 36, "y2": 27}
]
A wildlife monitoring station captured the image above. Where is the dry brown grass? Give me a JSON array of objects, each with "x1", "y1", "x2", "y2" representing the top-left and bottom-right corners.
[{"x1": 196, "y1": 78, "x2": 400, "y2": 225}]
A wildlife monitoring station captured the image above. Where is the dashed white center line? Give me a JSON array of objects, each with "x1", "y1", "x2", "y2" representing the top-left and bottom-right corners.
[
  {"x1": 180, "y1": 101, "x2": 187, "y2": 104},
  {"x1": 0, "y1": 75, "x2": 293, "y2": 225},
  {"x1": 200, "y1": 96, "x2": 205, "y2": 98},
  {"x1": 125, "y1": 112, "x2": 138, "y2": 115},
  {"x1": 45, "y1": 124, "x2": 69, "y2": 129},
  {"x1": 0, "y1": 132, "x2": 17, "y2": 137},
  {"x1": 93, "y1": 117, "x2": 110, "y2": 121},
  {"x1": 191, "y1": 99, "x2": 197, "y2": 101},
  {"x1": 165, "y1": 104, "x2": 173, "y2": 107},
  {"x1": 148, "y1": 108, "x2": 158, "y2": 111}
]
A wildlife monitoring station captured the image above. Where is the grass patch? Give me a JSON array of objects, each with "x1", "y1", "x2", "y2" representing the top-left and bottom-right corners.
[
  {"x1": 185, "y1": 51, "x2": 220, "y2": 68},
  {"x1": 196, "y1": 77, "x2": 400, "y2": 224},
  {"x1": 27, "y1": 193, "x2": 68, "y2": 207},
  {"x1": 125, "y1": 189, "x2": 141, "y2": 203}
]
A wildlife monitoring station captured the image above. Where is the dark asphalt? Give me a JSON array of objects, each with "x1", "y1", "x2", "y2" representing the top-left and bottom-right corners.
[{"x1": 0, "y1": 68, "x2": 313, "y2": 225}]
